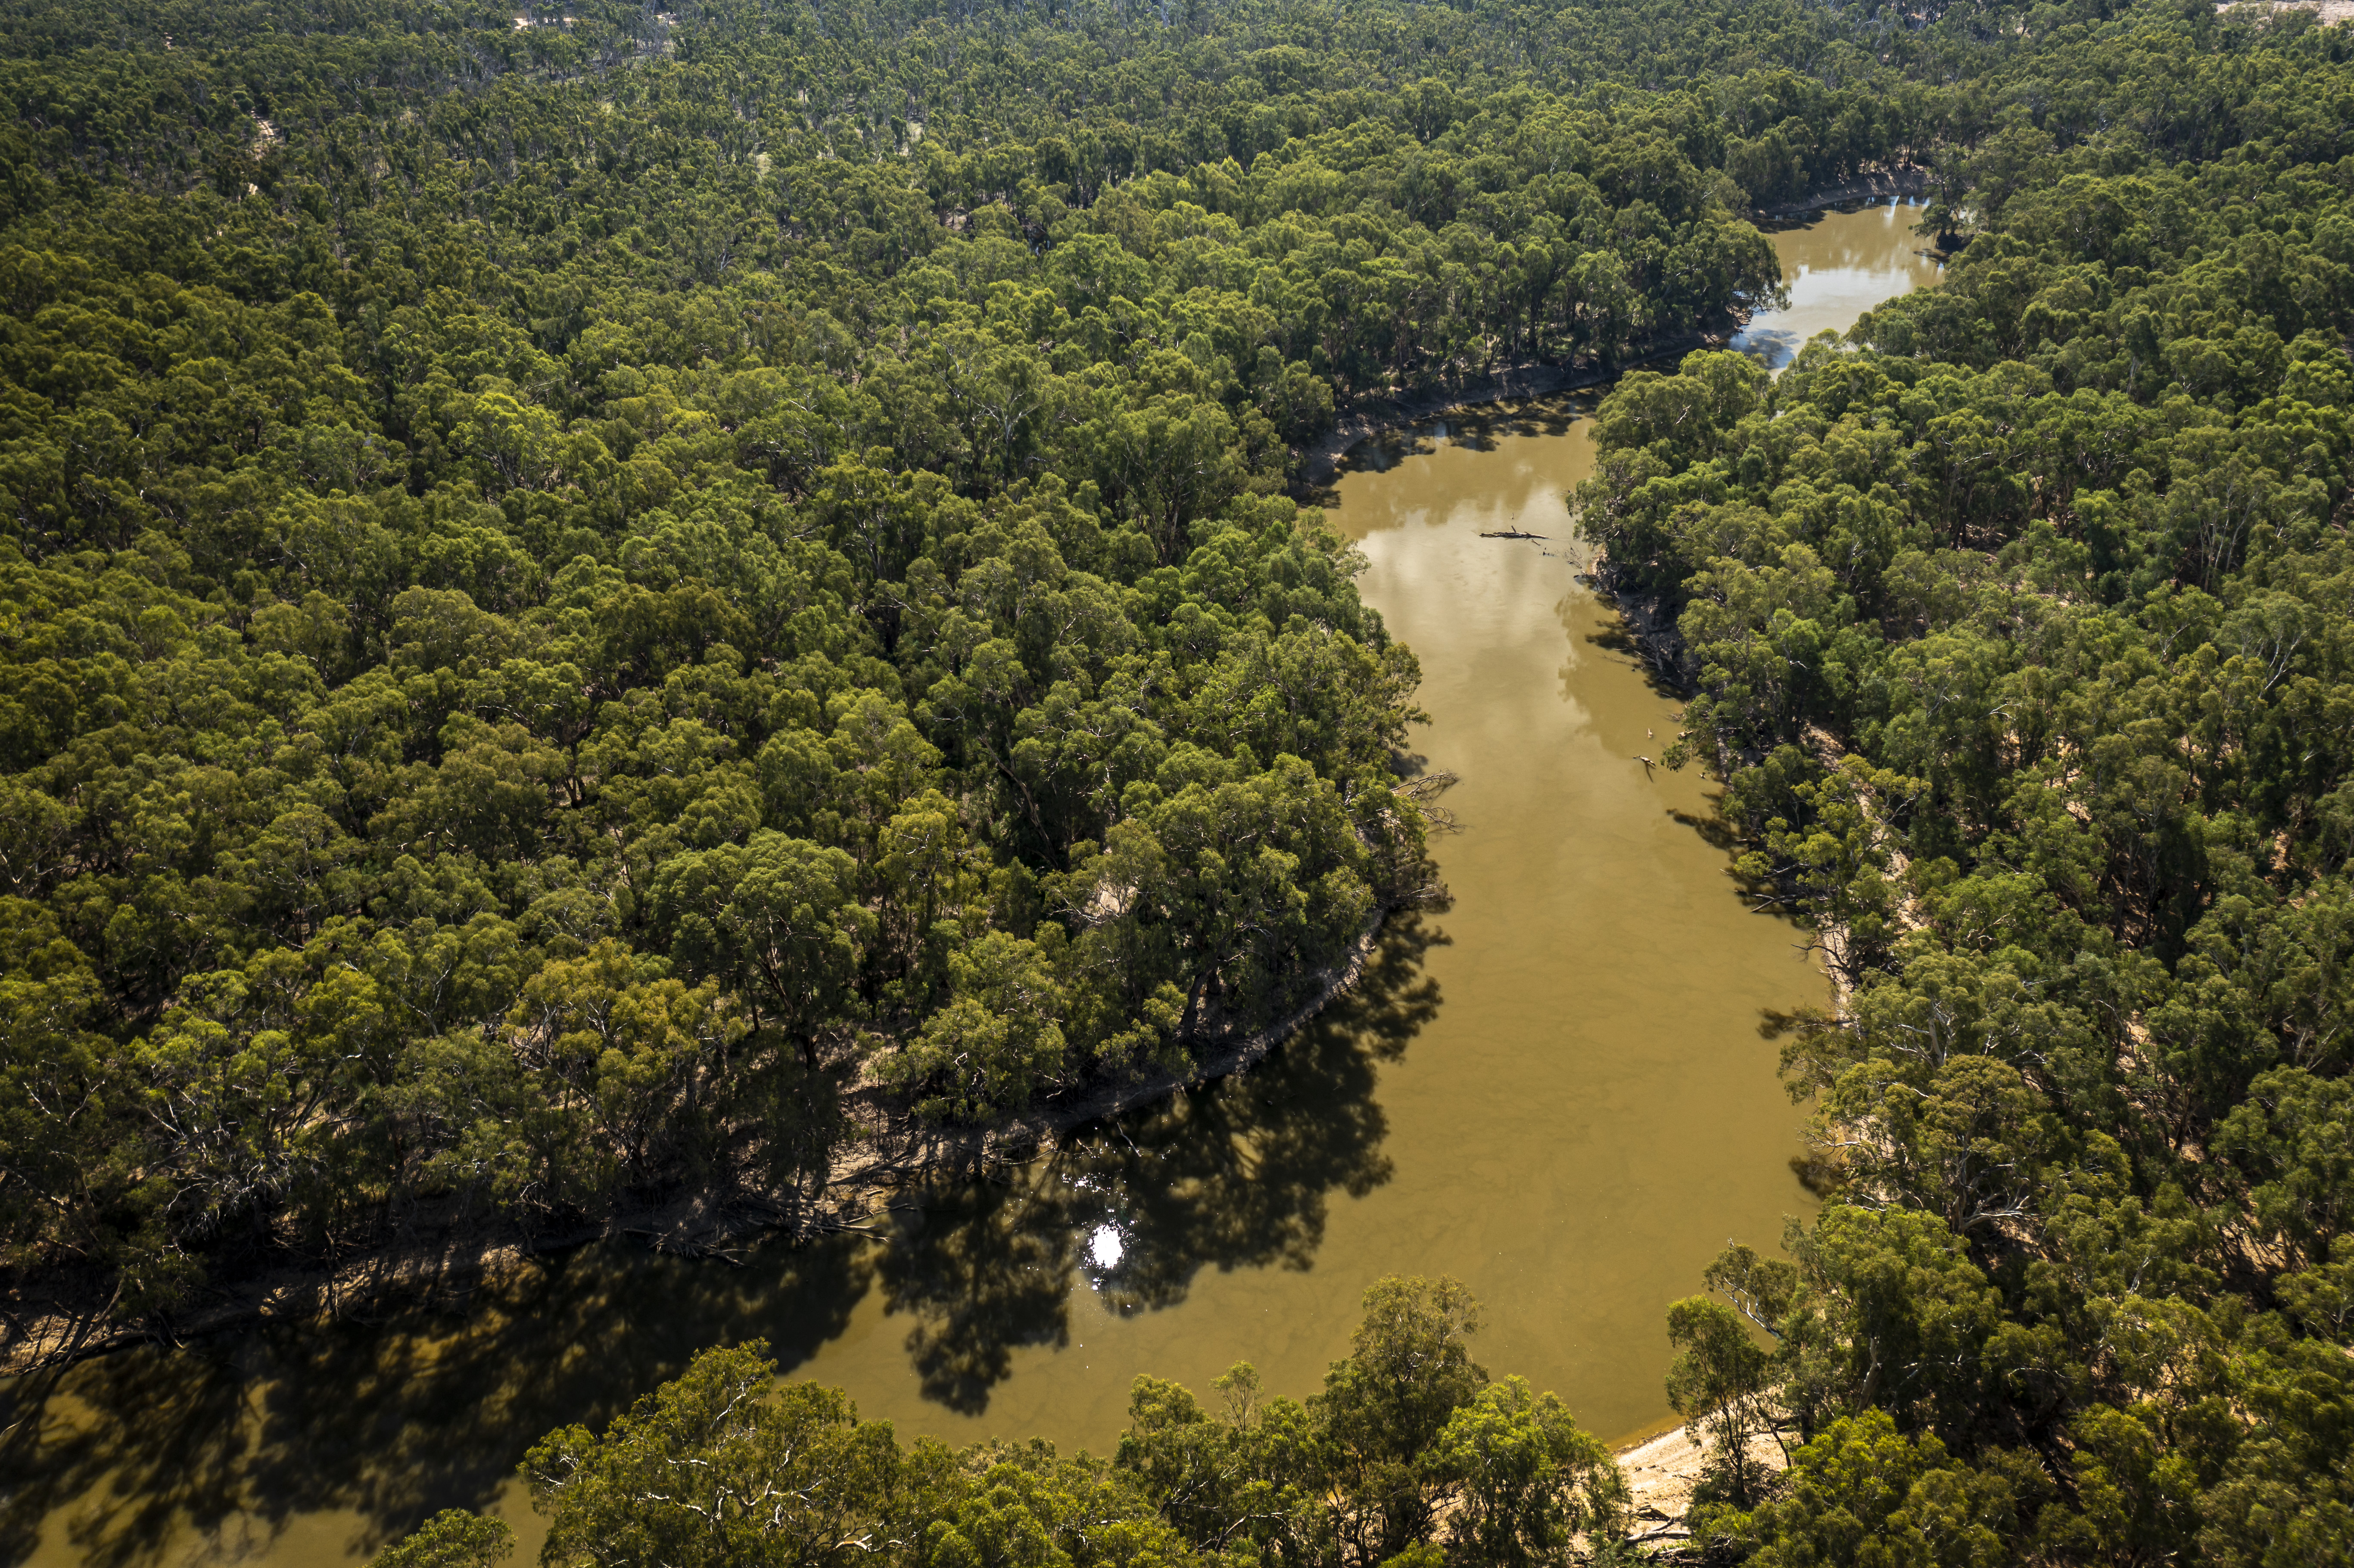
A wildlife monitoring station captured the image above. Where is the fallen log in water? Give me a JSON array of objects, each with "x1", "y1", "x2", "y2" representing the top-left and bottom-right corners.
[{"x1": 1477, "y1": 528, "x2": 1547, "y2": 538}]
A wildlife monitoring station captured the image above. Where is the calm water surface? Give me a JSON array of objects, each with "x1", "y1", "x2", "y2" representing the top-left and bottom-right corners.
[
  {"x1": 3, "y1": 202, "x2": 1934, "y2": 1568},
  {"x1": 1734, "y1": 196, "x2": 1943, "y2": 370}
]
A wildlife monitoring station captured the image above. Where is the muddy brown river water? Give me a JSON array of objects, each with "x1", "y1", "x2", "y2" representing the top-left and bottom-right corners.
[{"x1": 2, "y1": 201, "x2": 1940, "y2": 1568}]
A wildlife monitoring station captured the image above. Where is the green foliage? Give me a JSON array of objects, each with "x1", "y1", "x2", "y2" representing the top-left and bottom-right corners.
[
  {"x1": 1313, "y1": 1275, "x2": 1493, "y2": 1563},
  {"x1": 1106, "y1": 1277, "x2": 1626, "y2": 1568},
  {"x1": 368, "y1": 1510, "x2": 515, "y2": 1568},
  {"x1": 379, "y1": 1276, "x2": 1617, "y2": 1568},
  {"x1": 0, "y1": 0, "x2": 1909, "y2": 1309},
  {"x1": 1602, "y1": 3, "x2": 2354, "y2": 1558},
  {"x1": 6, "y1": 0, "x2": 1927, "y2": 1316},
  {"x1": 525, "y1": 1343, "x2": 919, "y2": 1568},
  {"x1": 1710, "y1": 1410, "x2": 2030, "y2": 1568},
  {"x1": 16, "y1": 0, "x2": 2354, "y2": 1557},
  {"x1": 0, "y1": 0, "x2": 2113, "y2": 1325},
  {"x1": 1665, "y1": 1295, "x2": 1779, "y2": 1507},
  {"x1": 1426, "y1": 1378, "x2": 1627, "y2": 1568}
]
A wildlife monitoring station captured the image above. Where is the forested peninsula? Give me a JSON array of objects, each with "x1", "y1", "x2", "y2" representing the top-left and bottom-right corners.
[
  {"x1": 0, "y1": 0, "x2": 1868, "y2": 1336},
  {"x1": 5, "y1": 0, "x2": 2354, "y2": 1561}
]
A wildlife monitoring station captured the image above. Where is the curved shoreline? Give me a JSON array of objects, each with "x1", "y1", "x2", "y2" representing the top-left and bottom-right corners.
[
  {"x1": 1297, "y1": 169, "x2": 1935, "y2": 492},
  {"x1": 1297, "y1": 333, "x2": 1716, "y2": 492},
  {"x1": 1752, "y1": 164, "x2": 1930, "y2": 221},
  {"x1": 5, "y1": 175, "x2": 1934, "y2": 1381}
]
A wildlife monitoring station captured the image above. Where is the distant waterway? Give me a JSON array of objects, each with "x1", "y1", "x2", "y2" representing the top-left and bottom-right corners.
[
  {"x1": 0, "y1": 200, "x2": 1938, "y2": 1568},
  {"x1": 1735, "y1": 195, "x2": 1945, "y2": 371}
]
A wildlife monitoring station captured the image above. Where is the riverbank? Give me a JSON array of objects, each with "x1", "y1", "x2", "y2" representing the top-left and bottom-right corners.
[
  {"x1": 1616, "y1": 1423, "x2": 1793, "y2": 1551},
  {"x1": 1297, "y1": 332, "x2": 1718, "y2": 491},
  {"x1": 1296, "y1": 168, "x2": 1939, "y2": 494},
  {"x1": 5, "y1": 204, "x2": 1888, "y2": 1565},
  {"x1": 1582, "y1": 554, "x2": 1694, "y2": 691},
  {"x1": 0, "y1": 909, "x2": 1398, "y2": 1378},
  {"x1": 1753, "y1": 165, "x2": 1930, "y2": 221}
]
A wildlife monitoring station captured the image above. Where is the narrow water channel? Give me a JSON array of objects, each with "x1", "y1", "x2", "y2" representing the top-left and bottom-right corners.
[{"x1": 0, "y1": 200, "x2": 1940, "y2": 1568}]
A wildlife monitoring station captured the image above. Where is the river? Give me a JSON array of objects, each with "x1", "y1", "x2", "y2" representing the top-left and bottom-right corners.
[{"x1": 0, "y1": 199, "x2": 1941, "y2": 1568}]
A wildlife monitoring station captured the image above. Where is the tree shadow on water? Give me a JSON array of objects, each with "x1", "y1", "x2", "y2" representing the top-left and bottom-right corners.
[
  {"x1": 872, "y1": 912, "x2": 1447, "y2": 1416},
  {"x1": 0, "y1": 1226, "x2": 873, "y2": 1566},
  {"x1": 1579, "y1": 618, "x2": 1688, "y2": 700},
  {"x1": 1666, "y1": 801, "x2": 1819, "y2": 940},
  {"x1": 1436, "y1": 397, "x2": 1585, "y2": 453},
  {"x1": 1667, "y1": 802, "x2": 1741, "y2": 855},
  {"x1": 0, "y1": 919, "x2": 1448, "y2": 1558}
]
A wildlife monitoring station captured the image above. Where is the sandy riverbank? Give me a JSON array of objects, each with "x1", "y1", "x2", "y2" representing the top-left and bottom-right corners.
[{"x1": 1616, "y1": 1423, "x2": 1793, "y2": 1551}]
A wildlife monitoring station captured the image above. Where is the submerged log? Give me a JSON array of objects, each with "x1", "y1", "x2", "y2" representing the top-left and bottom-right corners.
[{"x1": 1477, "y1": 528, "x2": 1547, "y2": 538}]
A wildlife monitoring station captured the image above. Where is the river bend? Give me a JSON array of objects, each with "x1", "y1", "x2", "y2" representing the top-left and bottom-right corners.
[{"x1": 2, "y1": 199, "x2": 1940, "y2": 1568}]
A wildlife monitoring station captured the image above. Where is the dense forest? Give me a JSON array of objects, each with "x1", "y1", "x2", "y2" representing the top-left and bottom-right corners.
[
  {"x1": 4, "y1": 0, "x2": 2352, "y2": 1560},
  {"x1": 0, "y1": 0, "x2": 1903, "y2": 1319},
  {"x1": 1569, "y1": 5, "x2": 2354, "y2": 1565},
  {"x1": 377, "y1": 1276, "x2": 1635, "y2": 1568}
]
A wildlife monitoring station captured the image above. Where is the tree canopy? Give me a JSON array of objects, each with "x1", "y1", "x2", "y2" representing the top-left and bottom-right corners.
[
  {"x1": 0, "y1": 0, "x2": 1912, "y2": 1325},
  {"x1": 1569, "y1": 1, "x2": 2354, "y2": 1560},
  {"x1": 373, "y1": 1275, "x2": 1625, "y2": 1568},
  {"x1": 10, "y1": 0, "x2": 2354, "y2": 1559}
]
